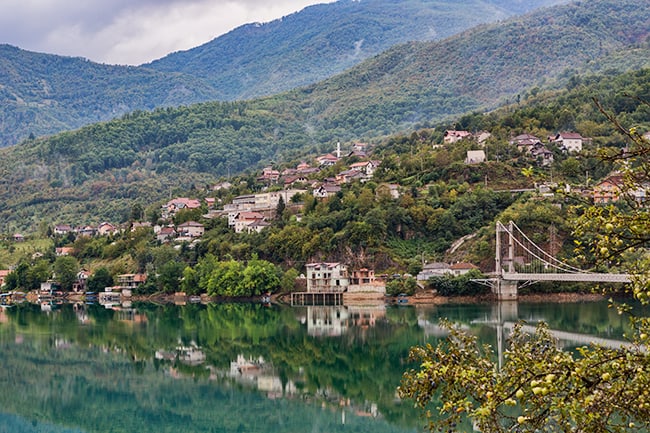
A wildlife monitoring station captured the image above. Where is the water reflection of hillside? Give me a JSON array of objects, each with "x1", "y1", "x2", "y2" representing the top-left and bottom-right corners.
[{"x1": 0, "y1": 300, "x2": 632, "y2": 433}]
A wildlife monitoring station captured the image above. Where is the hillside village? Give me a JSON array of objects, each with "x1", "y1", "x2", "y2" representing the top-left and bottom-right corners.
[
  {"x1": 1, "y1": 123, "x2": 643, "y2": 302},
  {"x1": 2, "y1": 2, "x2": 650, "y2": 431}
]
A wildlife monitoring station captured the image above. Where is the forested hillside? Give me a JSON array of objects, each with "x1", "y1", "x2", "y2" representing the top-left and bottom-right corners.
[
  {"x1": 1, "y1": 67, "x2": 648, "y2": 298},
  {"x1": 297, "y1": 0, "x2": 650, "y2": 137},
  {"x1": 0, "y1": 0, "x2": 569, "y2": 146},
  {"x1": 0, "y1": 45, "x2": 220, "y2": 146},
  {"x1": 0, "y1": 0, "x2": 648, "y2": 232},
  {"x1": 148, "y1": 0, "x2": 570, "y2": 100}
]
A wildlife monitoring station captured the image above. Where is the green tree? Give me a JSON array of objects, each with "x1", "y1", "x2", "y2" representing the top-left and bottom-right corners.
[
  {"x1": 385, "y1": 276, "x2": 417, "y2": 296},
  {"x1": 240, "y1": 256, "x2": 280, "y2": 295},
  {"x1": 399, "y1": 320, "x2": 650, "y2": 433},
  {"x1": 173, "y1": 208, "x2": 203, "y2": 226},
  {"x1": 207, "y1": 259, "x2": 244, "y2": 297},
  {"x1": 25, "y1": 260, "x2": 52, "y2": 290},
  {"x1": 280, "y1": 268, "x2": 299, "y2": 292},
  {"x1": 429, "y1": 269, "x2": 486, "y2": 296},
  {"x1": 399, "y1": 98, "x2": 650, "y2": 432},
  {"x1": 276, "y1": 195, "x2": 286, "y2": 219},
  {"x1": 87, "y1": 267, "x2": 113, "y2": 292},
  {"x1": 53, "y1": 256, "x2": 80, "y2": 291},
  {"x1": 3, "y1": 266, "x2": 23, "y2": 291},
  {"x1": 157, "y1": 261, "x2": 185, "y2": 294},
  {"x1": 180, "y1": 266, "x2": 200, "y2": 295},
  {"x1": 130, "y1": 203, "x2": 144, "y2": 222}
]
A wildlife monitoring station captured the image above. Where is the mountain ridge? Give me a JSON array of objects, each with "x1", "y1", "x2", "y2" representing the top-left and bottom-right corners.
[
  {"x1": 0, "y1": 0, "x2": 570, "y2": 147},
  {"x1": 0, "y1": 0, "x2": 648, "y2": 230}
]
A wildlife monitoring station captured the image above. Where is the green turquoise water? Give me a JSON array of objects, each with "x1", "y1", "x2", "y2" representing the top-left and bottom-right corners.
[{"x1": 0, "y1": 300, "x2": 634, "y2": 433}]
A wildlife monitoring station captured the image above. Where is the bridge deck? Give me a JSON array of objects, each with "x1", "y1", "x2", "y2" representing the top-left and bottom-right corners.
[{"x1": 502, "y1": 272, "x2": 630, "y2": 283}]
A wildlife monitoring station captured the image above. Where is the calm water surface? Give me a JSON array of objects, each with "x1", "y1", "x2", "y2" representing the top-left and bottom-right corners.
[{"x1": 0, "y1": 299, "x2": 635, "y2": 433}]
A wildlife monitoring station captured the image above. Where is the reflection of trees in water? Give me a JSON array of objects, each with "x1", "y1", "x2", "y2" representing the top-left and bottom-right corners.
[
  {"x1": 0, "y1": 302, "x2": 427, "y2": 432},
  {"x1": 1, "y1": 300, "x2": 627, "y2": 432}
]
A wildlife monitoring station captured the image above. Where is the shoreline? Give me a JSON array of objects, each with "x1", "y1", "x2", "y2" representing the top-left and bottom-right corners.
[{"x1": 19, "y1": 290, "x2": 617, "y2": 306}]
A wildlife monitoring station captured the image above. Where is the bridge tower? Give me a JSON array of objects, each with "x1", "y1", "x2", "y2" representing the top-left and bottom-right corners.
[{"x1": 495, "y1": 221, "x2": 518, "y2": 300}]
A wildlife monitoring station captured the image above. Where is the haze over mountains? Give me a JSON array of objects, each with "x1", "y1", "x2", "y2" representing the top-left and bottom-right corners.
[
  {"x1": 0, "y1": 0, "x2": 649, "y2": 230},
  {"x1": 147, "y1": 0, "x2": 570, "y2": 100},
  {"x1": 0, "y1": 0, "x2": 570, "y2": 147}
]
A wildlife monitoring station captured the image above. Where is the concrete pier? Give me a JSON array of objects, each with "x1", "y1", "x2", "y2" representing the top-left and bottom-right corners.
[{"x1": 494, "y1": 279, "x2": 518, "y2": 301}]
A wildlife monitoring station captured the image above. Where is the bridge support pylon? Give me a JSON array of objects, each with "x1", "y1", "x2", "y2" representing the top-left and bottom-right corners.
[{"x1": 494, "y1": 279, "x2": 518, "y2": 301}]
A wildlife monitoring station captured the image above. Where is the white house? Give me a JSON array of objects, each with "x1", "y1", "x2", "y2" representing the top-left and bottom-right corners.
[
  {"x1": 313, "y1": 184, "x2": 341, "y2": 198},
  {"x1": 349, "y1": 160, "x2": 381, "y2": 178},
  {"x1": 449, "y1": 262, "x2": 479, "y2": 276},
  {"x1": 554, "y1": 132, "x2": 584, "y2": 153},
  {"x1": 305, "y1": 263, "x2": 349, "y2": 292},
  {"x1": 306, "y1": 306, "x2": 349, "y2": 337},
  {"x1": 177, "y1": 221, "x2": 205, "y2": 237},
  {"x1": 316, "y1": 153, "x2": 339, "y2": 167},
  {"x1": 417, "y1": 263, "x2": 452, "y2": 281},
  {"x1": 465, "y1": 150, "x2": 486, "y2": 164},
  {"x1": 246, "y1": 219, "x2": 271, "y2": 234},
  {"x1": 444, "y1": 130, "x2": 472, "y2": 144},
  {"x1": 54, "y1": 224, "x2": 73, "y2": 235},
  {"x1": 233, "y1": 212, "x2": 265, "y2": 233},
  {"x1": 157, "y1": 226, "x2": 177, "y2": 242}
]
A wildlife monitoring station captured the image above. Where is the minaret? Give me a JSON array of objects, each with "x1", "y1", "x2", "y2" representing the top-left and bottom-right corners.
[{"x1": 336, "y1": 141, "x2": 341, "y2": 159}]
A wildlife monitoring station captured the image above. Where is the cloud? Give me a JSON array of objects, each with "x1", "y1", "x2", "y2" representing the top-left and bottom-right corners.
[{"x1": 0, "y1": 0, "x2": 329, "y2": 65}]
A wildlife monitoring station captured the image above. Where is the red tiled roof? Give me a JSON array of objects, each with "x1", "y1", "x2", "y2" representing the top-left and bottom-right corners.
[
  {"x1": 556, "y1": 132, "x2": 583, "y2": 140},
  {"x1": 178, "y1": 221, "x2": 204, "y2": 228},
  {"x1": 236, "y1": 212, "x2": 265, "y2": 220}
]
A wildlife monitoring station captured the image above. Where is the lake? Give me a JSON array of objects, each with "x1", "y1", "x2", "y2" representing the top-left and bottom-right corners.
[{"x1": 0, "y1": 299, "x2": 634, "y2": 433}]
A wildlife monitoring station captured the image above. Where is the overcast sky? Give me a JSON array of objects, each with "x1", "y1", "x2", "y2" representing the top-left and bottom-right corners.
[{"x1": 0, "y1": 0, "x2": 331, "y2": 65}]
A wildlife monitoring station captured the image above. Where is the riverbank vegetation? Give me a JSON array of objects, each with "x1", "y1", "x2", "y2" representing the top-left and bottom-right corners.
[
  {"x1": 399, "y1": 99, "x2": 650, "y2": 431},
  {"x1": 1, "y1": 69, "x2": 649, "y2": 299}
]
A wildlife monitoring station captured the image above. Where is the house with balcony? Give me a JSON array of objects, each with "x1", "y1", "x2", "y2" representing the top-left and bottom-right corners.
[
  {"x1": 116, "y1": 274, "x2": 147, "y2": 293},
  {"x1": 177, "y1": 221, "x2": 205, "y2": 237},
  {"x1": 553, "y1": 132, "x2": 585, "y2": 153},
  {"x1": 347, "y1": 268, "x2": 385, "y2": 294},
  {"x1": 305, "y1": 263, "x2": 349, "y2": 292},
  {"x1": 348, "y1": 160, "x2": 381, "y2": 178},
  {"x1": 593, "y1": 174, "x2": 623, "y2": 204},
  {"x1": 444, "y1": 130, "x2": 472, "y2": 144},
  {"x1": 233, "y1": 212, "x2": 266, "y2": 233}
]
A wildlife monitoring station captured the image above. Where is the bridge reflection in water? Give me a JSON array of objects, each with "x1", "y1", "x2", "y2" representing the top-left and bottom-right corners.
[{"x1": 416, "y1": 301, "x2": 635, "y2": 370}]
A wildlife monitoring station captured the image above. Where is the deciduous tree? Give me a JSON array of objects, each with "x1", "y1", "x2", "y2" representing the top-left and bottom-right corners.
[{"x1": 399, "y1": 97, "x2": 650, "y2": 432}]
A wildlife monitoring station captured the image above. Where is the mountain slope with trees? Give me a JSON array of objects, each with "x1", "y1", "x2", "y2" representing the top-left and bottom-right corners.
[
  {"x1": 0, "y1": 0, "x2": 569, "y2": 147},
  {"x1": 0, "y1": 0, "x2": 648, "y2": 232},
  {"x1": 0, "y1": 45, "x2": 221, "y2": 146},
  {"x1": 1, "y1": 68, "x2": 649, "y2": 299},
  {"x1": 147, "y1": 0, "x2": 570, "y2": 100}
]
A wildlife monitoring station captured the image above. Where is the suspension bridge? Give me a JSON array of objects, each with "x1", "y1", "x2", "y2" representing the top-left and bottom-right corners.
[{"x1": 485, "y1": 221, "x2": 631, "y2": 300}]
